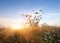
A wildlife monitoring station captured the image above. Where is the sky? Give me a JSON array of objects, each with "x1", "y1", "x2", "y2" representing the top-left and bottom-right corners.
[{"x1": 0, "y1": 0, "x2": 60, "y2": 26}]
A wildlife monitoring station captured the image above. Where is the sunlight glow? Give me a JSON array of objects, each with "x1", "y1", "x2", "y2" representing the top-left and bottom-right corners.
[{"x1": 10, "y1": 24, "x2": 23, "y2": 30}]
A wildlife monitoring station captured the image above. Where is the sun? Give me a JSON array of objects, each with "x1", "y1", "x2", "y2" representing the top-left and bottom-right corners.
[{"x1": 10, "y1": 24, "x2": 23, "y2": 30}]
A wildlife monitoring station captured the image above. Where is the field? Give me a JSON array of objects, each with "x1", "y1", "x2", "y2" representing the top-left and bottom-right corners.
[{"x1": 0, "y1": 24, "x2": 60, "y2": 43}]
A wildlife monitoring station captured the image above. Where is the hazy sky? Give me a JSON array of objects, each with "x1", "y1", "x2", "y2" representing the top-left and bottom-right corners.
[{"x1": 0, "y1": 0, "x2": 60, "y2": 26}]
